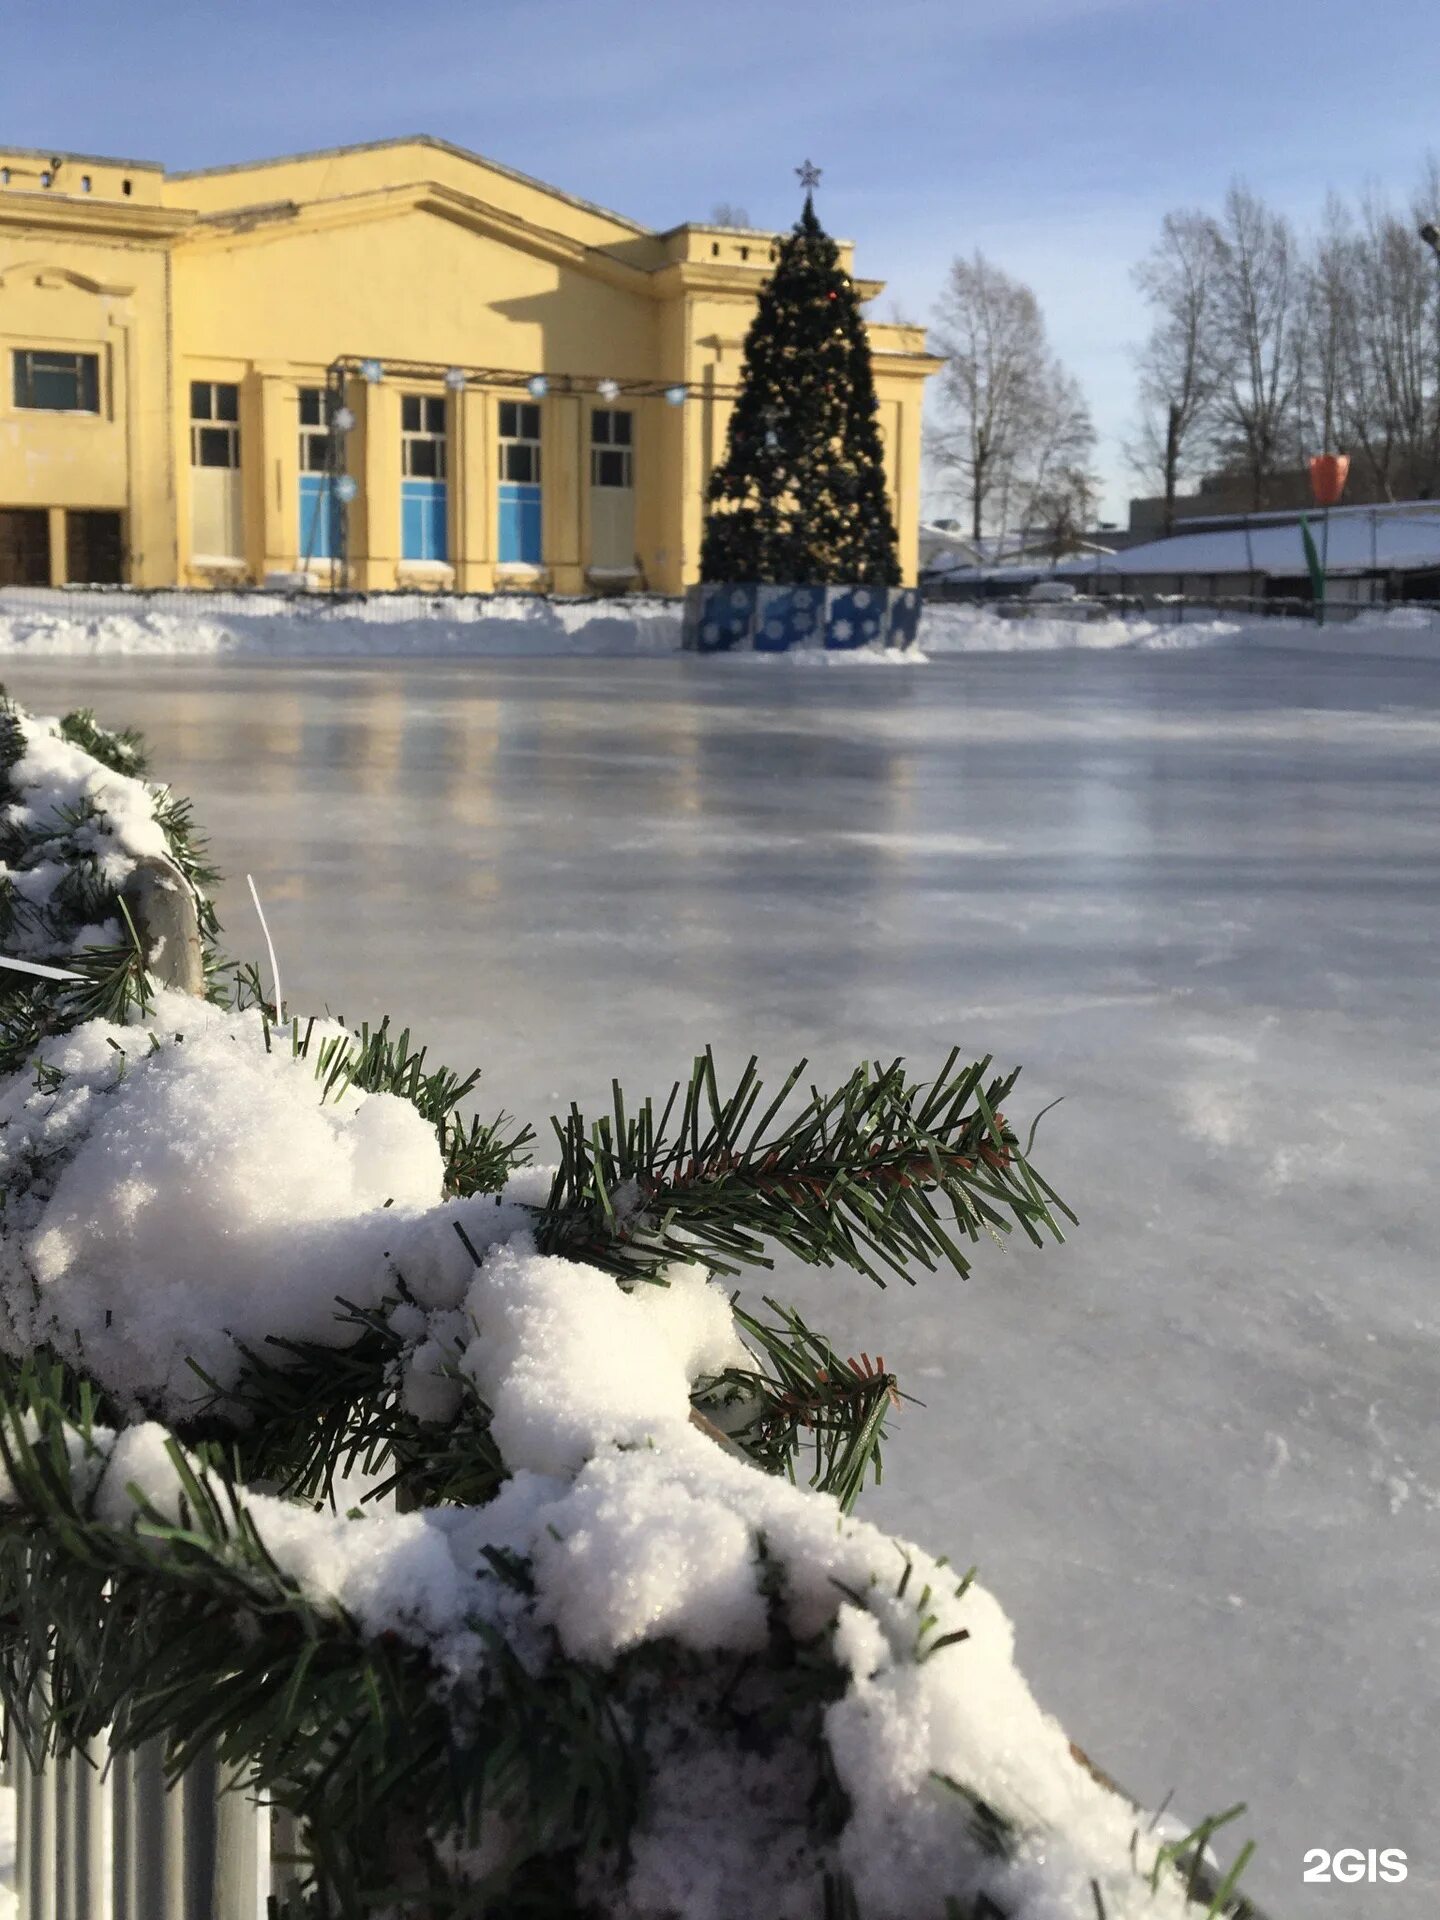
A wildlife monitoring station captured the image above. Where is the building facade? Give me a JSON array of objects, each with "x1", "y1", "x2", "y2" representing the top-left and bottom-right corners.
[{"x1": 0, "y1": 138, "x2": 939, "y2": 595}]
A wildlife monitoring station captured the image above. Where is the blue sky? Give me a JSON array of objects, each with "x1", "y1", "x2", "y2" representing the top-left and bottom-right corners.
[{"x1": 5, "y1": 0, "x2": 1439, "y2": 523}]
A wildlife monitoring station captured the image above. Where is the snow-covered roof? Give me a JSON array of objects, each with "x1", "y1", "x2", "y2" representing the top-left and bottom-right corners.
[
  {"x1": 1063, "y1": 506, "x2": 1440, "y2": 579},
  {"x1": 918, "y1": 522, "x2": 984, "y2": 567}
]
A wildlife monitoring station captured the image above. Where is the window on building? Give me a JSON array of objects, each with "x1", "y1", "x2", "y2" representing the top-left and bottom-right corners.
[
  {"x1": 190, "y1": 381, "x2": 240, "y2": 467},
  {"x1": 498, "y1": 401, "x2": 542, "y2": 566},
  {"x1": 401, "y1": 393, "x2": 448, "y2": 562},
  {"x1": 498, "y1": 401, "x2": 541, "y2": 484},
  {"x1": 298, "y1": 385, "x2": 335, "y2": 472},
  {"x1": 298, "y1": 386, "x2": 342, "y2": 563},
  {"x1": 588, "y1": 408, "x2": 634, "y2": 573},
  {"x1": 590, "y1": 409, "x2": 633, "y2": 489},
  {"x1": 189, "y1": 380, "x2": 243, "y2": 563},
  {"x1": 13, "y1": 350, "x2": 100, "y2": 413},
  {"x1": 401, "y1": 393, "x2": 447, "y2": 479}
]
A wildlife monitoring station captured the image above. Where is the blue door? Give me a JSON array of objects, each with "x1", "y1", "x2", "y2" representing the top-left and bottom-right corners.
[{"x1": 298, "y1": 475, "x2": 341, "y2": 562}]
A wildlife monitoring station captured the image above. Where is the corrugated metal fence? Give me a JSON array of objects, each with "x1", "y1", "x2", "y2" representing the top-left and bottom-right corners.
[{"x1": 7, "y1": 1725, "x2": 300, "y2": 1920}]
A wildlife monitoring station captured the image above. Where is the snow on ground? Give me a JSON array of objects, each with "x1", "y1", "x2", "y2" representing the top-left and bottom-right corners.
[
  {"x1": 916, "y1": 599, "x2": 1440, "y2": 658},
  {"x1": 1, "y1": 585, "x2": 1438, "y2": 661},
  {"x1": 0, "y1": 588, "x2": 684, "y2": 658}
]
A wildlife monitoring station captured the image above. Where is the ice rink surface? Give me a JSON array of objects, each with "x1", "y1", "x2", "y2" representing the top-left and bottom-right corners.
[{"x1": 2, "y1": 641, "x2": 1435, "y2": 1918}]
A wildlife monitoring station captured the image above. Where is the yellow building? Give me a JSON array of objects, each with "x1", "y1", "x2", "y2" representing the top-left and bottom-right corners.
[{"x1": 0, "y1": 137, "x2": 939, "y2": 596}]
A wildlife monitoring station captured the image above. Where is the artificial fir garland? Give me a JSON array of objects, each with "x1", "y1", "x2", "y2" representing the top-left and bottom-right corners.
[
  {"x1": 700, "y1": 195, "x2": 903, "y2": 587},
  {"x1": 0, "y1": 692, "x2": 1259, "y2": 1919}
]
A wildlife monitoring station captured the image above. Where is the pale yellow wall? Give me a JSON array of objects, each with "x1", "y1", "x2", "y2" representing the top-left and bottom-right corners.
[
  {"x1": 0, "y1": 138, "x2": 939, "y2": 594},
  {"x1": 0, "y1": 229, "x2": 176, "y2": 585}
]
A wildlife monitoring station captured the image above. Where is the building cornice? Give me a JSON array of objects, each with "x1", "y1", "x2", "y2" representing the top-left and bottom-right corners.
[
  {"x1": 174, "y1": 179, "x2": 656, "y2": 297},
  {"x1": 872, "y1": 350, "x2": 946, "y2": 379},
  {"x1": 0, "y1": 193, "x2": 192, "y2": 243}
]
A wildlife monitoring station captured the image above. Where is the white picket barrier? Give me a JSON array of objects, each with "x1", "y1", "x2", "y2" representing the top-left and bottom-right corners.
[{"x1": 9, "y1": 1726, "x2": 298, "y2": 1920}]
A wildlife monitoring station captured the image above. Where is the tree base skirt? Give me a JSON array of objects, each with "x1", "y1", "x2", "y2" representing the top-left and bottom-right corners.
[{"x1": 682, "y1": 584, "x2": 923, "y2": 653}]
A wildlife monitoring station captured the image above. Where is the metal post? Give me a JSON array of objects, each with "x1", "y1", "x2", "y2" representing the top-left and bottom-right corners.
[
  {"x1": 26, "y1": 1736, "x2": 57, "y2": 1920},
  {"x1": 326, "y1": 361, "x2": 350, "y2": 598},
  {"x1": 214, "y1": 1765, "x2": 270, "y2": 1920},
  {"x1": 14, "y1": 1734, "x2": 30, "y2": 1918}
]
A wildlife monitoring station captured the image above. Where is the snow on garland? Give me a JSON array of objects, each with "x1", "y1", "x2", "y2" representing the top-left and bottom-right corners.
[{"x1": 0, "y1": 697, "x2": 1253, "y2": 1919}]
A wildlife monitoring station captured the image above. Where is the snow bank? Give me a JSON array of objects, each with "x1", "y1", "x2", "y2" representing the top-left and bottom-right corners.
[
  {"x1": 919, "y1": 604, "x2": 1240, "y2": 654},
  {"x1": 0, "y1": 589, "x2": 682, "y2": 659},
  {"x1": 918, "y1": 600, "x2": 1440, "y2": 659},
  {"x1": 2, "y1": 585, "x2": 1437, "y2": 665}
]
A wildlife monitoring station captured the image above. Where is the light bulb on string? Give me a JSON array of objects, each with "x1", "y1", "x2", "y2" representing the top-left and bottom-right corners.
[
  {"x1": 527, "y1": 375, "x2": 549, "y2": 399},
  {"x1": 332, "y1": 406, "x2": 355, "y2": 433},
  {"x1": 445, "y1": 367, "x2": 467, "y2": 391},
  {"x1": 360, "y1": 359, "x2": 384, "y2": 384}
]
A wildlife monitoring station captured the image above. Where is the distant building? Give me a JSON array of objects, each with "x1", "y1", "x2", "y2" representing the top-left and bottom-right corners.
[
  {"x1": 1130, "y1": 455, "x2": 1440, "y2": 539},
  {"x1": 1066, "y1": 501, "x2": 1440, "y2": 603},
  {"x1": 0, "y1": 139, "x2": 940, "y2": 593},
  {"x1": 919, "y1": 518, "x2": 1142, "y2": 592}
]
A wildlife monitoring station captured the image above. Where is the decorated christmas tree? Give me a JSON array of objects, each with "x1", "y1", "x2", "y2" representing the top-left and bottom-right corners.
[
  {"x1": 700, "y1": 166, "x2": 903, "y2": 588},
  {"x1": 0, "y1": 693, "x2": 1257, "y2": 1918}
]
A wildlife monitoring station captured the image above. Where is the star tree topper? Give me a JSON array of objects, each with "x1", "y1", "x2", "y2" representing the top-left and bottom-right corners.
[{"x1": 796, "y1": 158, "x2": 822, "y2": 194}]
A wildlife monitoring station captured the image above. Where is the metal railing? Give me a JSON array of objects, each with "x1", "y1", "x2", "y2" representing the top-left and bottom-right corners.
[
  {"x1": 5, "y1": 1555, "x2": 293, "y2": 1913},
  {"x1": 0, "y1": 581, "x2": 684, "y2": 624},
  {"x1": 922, "y1": 585, "x2": 1440, "y2": 626},
  {"x1": 7, "y1": 1727, "x2": 300, "y2": 1920}
]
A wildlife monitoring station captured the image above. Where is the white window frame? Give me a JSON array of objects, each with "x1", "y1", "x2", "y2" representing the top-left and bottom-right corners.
[
  {"x1": 498, "y1": 401, "x2": 542, "y2": 484},
  {"x1": 298, "y1": 387, "x2": 334, "y2": 474},
  {"x1": 590, "y1": 408, "x2": 633, "y2": 489},
  {"x1": 190, "y1": 381, "x2": 240, "y2": 469},
  {"x1": 13, "y1": 348, "x2": 101, "y2": 415},
  {"x1": 401, "y1": 394, "x2": 447, "y2": 480}
]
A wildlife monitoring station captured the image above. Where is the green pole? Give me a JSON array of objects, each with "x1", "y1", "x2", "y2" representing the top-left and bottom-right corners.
[{"x1": 1300, "y1": 515, "x2": 1325, "y2": 623}]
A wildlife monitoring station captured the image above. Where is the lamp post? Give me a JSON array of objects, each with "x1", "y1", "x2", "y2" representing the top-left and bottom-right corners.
[{"x1": 1420, "y1": 223, "x2": 1440, "y2": 570}]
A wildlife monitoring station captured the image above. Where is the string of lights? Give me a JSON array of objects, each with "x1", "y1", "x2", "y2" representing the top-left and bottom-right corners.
[{"x1": 333, "y1": 355, "x2": 719, "y2": 405}]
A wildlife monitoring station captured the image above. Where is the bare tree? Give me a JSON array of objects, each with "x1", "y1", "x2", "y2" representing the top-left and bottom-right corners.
[
  {"x1": 929, "y1": 251, "x2": 1098, "y2": 545},
  {"x1": 1295, "y1": 182, "x2": 1440, "y2": 501},
  {"x1": 1354, "y1": 188, "x2": 1438, "y2": 496},
  {"x1": 1135, "y1": 155, "x2": 1440, "y2": 517},
  {"x1": 709, "y1": 202, "x2": 752, "y2": 228},
  {"x1": 1207, "y1": 183, "x2": 1302, "y2": 508},
  {"x1": 1016, "y1": 365, "x2": 1097, "y2": 555},
  {"x1": 1293, "y1": 195, "x2": 1355, "y2": 471},
  {"x1": 1128, "y1": 211, "x2": 1221, "y2": 534}
]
